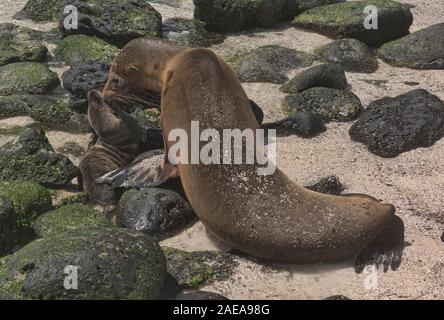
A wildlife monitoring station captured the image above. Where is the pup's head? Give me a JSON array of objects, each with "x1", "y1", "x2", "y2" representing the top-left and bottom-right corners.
[{"x1": 87, "y1": 90, "x2": 140, "y2": 147}]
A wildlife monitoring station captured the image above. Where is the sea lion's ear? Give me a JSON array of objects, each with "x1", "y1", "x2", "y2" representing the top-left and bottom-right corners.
[{"x1": 127, "y1": 65, "x2": 141, "y2": 76}]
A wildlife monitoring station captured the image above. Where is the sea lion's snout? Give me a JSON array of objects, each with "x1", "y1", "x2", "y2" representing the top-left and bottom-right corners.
[{"x1": 88, "y1": 90, "x2": 103, "y2": 104}]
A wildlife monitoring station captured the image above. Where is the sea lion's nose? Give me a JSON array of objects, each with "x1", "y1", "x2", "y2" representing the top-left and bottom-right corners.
[{"x1": 88, "y1": 90, "x2": 103, "y2": 103}]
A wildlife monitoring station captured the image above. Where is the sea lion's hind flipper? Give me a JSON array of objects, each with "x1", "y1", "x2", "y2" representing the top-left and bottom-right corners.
[{"x1": 96, "y1": 149, "x2": 178, "y2": 188}]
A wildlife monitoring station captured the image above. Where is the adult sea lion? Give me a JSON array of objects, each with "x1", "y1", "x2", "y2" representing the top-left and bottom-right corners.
[
  {"x1": 102, "y1": 41, "x2": 395, "y2": 263},
  {"x1": 102, "y1": 37, "x2": 265, "y2": 125},
  {"x1": 79, "y1": 90, "x2": 140, "y2": 205}
]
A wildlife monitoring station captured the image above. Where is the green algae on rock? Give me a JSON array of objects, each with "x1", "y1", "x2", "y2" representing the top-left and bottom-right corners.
[
  {"x1": 54, "y1": 35, "x2": 118, "y2": 65},
  {"x1": 283, "y1": 87, "x2": 363, "y2": 122},
  {"x1": 292, "y1": 0, "x2": 413, "y2": 47},
  {"x1": 60, "y1": 0, "x2": 162, "y2": 47},
  {"x1": 0, "y1": 95, "x2": 90, "y2": 132},
  {"x1": 0, "y1": 124, "x2": 80, "y2": 188},
  {"x1": 0, "y1": 227, "x2": 166, "y2": 299},
  {"x1": 378, "y1": 23, "x2": 444, "y2": 70},
  {"x1": 14, "y1": 0, "x2": 64, "y2": 22},
  {"x1": 55, "y1": 192, "x2": 89, "y2": 208},
  {"x1": 32, "y1": 204, "x2": 111, "y2": 238},
  {"x1": 0, "y1": 197, "x2": 19, "y2": 257},
  {"x1": 281, "y1": 63, "x2": 347, "y2": 94},
  {"x1": 233, "y1": 45, "x2": 317, "y2": 84},
  {"x1": 0, "y1": 63, "x2": 59, "y2": 96},
  {"x1": 316, "y1": 38, "x2": 378, "y2": 73},
  {"x1": 0, "y1": 181, "x2": 52, "y2": 233},
  {"x1": 0, "y1": 23, "x2": 48, "y2": 67},
  {"x1": 163, "y1": 247, "x2": 237, "y2": 289}
]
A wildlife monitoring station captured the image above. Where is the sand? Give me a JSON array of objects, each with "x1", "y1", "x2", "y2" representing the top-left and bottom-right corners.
[{"x1": 0, "y1": 0, "x2": 443, "y2": 300}]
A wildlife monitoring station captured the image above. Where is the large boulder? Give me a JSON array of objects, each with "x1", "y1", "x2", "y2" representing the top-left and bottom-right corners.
[
  {"x1": 60, "y1": 0, "x2": 162, "y2": 47},
  {"x1": 61, "y1": 60, "x2": 111, "y2": 113},
  {"x1": 54, "y1": 35, "x2": 118, "y2": 65},
  {"x1": 0, "y1": 95, "x2": 90, "y2": 132},
  {"x1": 193, "y1": 0, "x2": 287, "y2": 32},
  {"x1": 378, "y1": 23, "x2": 444, "y2": 69},
  {"x1": 281, "y1": 63, "x2": 347, "y2": 94},
  {"x1": 349, "y1": 89, "x2": 444, "y2": 158},
  {"x1": 0, "y1": 228, "x2": 166, "y2": 299},
  {"x1": 193, "y1": 0, "x2": 344, "y2": 31},
  {"x1": 0, "y1": 62, "x2": 59, "y2": 95},
  {"x1": 32, "y1": 204, "x2": 112, "y2": 238},
  {"x1": 0, "y1": 124, "x2": 80, "y2": 187},
  {"x1": 283, "y1": 87, "x2": 363, "y2": 122},
  {"x1": 233, "y1": 45, "x2": 316, "y2": 84},
  {"x1": 0, "y1": 23, "x2": 48, "y2": 67},
  {"x1": 292, "y1": 0, "x2": 413, "y2": 47},
  {"x1": 117, "y1": 188, "x2": 195, "y2": 238},
  {"x1": 14, "y1": 0, "x2": 64, "y2": 22},
  {"x1": 316, "y1": 38, "x2": 378, "y2": 73}
]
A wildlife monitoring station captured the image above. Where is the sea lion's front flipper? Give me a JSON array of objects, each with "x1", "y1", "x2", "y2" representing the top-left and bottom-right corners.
[{"x1": 96, "y1": 149, "x2": 179, "y2": 188}]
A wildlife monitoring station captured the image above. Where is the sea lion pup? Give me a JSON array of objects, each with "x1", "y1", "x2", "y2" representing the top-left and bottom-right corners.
[
  {"x1": 79, "y1": 90, "x2": 140, "y2": 205},
  {"x1": 101, "y1": 44, "x2": 396, "y2": 263}
]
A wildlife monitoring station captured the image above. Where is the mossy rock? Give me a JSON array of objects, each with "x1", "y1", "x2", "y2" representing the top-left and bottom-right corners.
[
  {"x1": 0, "y1": 62, "x2": 59, "y2": 95},
  {"x1": 163, "y1": 247, "x2": 237, "y2": 289},
  {"x1": 14, "y1": 0, "x2": 64, "y2": 22},
  {"x1": 54, "y1": 35, "x2": 118, "y2": 65},
  {"x1": 0, "y1": 124, "x2": 80, "y2": 188},
  {"x1": 59, "y1": 0, "x2": 162, "y2": 47},
  {"x1": 0, "y1": 227, "x2": 166, "y2": 299},
  {"x1": 0, "y1": 23, "x2": 48, "y2": 66},
  {"x1": 0, "y1": 197, "x2": 20, "y2": 257},
  {"x1": 55, "y1": 192, "x2": 89, "y2": 208},
  {"x1": 163, "y1": 18, "x2": 224, "y2": 48},
  {"x1": 0, "y1": 181, "x2": 52, "y2": 243},
  {"x1": 316, "y1": 38, "x2": 378, "y2": 73},
  {"x1": 282, "y1": 87, "x2": 363, "y2": 122},
  {"x1": 0, "y1": 95, "x2": 90, "y2": 132},
  {"x1": 281, "y1": 63, "x2": 347, "y2": 94},
  {"x1": 292, "y1": 0, "x2": 413, "y2": 47},
  {"x1": 193, "y1": 0, "x2": 287, "y2": 32},
  {"x1": 378, "y1": 23, "x2": 444, "y2": 69},
  {"x1": 32, "y1": 204, "x2": 111, "y2": 238},
  {"x1": 233, "y1": 45, "x2": 317, "y2": 84}
]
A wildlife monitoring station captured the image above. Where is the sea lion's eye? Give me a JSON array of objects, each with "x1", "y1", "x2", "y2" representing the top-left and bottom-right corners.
[{"x1": 112, "y1": 77, "x2": 127, "y2": 88}]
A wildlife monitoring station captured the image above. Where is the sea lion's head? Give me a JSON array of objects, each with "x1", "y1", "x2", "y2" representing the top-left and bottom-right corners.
[
  {"x1": 87, "y1": 90, "x2": 140, "y2": 148},
  {"x1": 102, "y1": 37, "x2": 183, "y2": 107}
]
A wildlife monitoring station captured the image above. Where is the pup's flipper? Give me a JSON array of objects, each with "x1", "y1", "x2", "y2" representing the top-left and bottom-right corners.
[{"x1": 96, "y1": 149, "x2": 178, "y2": 188}]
